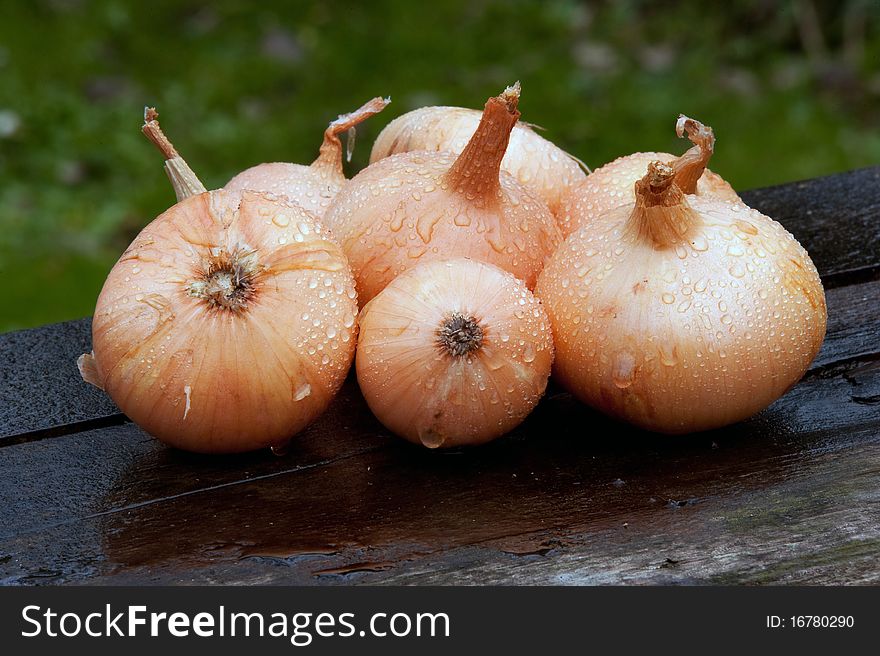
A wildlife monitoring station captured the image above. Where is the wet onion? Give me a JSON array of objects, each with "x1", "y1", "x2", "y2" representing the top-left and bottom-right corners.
[
  {"x1": 78, "y1": 112, "x2": 358, "y2": 453},
  {"x1": 325, "y1": 83, "x2": 561, "y2": 305},
  {"x1": 557, "y1": 116, "x2": 740, "y2": 238},
  {"x1": 225, "y1": 97, "x2": 389, "y2": 218},
  {"x1": 356, "y1": 258, "x2": 553, "y2": 448},
  {"x1": 536, "y1": 161, "x2": 826, "y2": 434}
]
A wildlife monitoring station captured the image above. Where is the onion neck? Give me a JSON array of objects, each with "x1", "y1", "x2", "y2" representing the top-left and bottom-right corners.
[
  {"x1": 671, "y1": 115, "x2": 715, "y2": 195},
  {"x1": 445, "y1": 82, "x2": 521, "y2": 201},
  {"x1": 142, "y1": 107, "x2": 207, "y2": 201},
  {"x1": 625, "y1": 161, "x2": 702, "y2": 249},
  {"x1": 312, "y1": 96, "x2": 390, "y2": 177}
]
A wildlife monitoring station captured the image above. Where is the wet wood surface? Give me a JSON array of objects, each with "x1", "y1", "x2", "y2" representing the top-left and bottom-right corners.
[{"x1": 1, "y1": 167, "x2": 878, "y2": 585}]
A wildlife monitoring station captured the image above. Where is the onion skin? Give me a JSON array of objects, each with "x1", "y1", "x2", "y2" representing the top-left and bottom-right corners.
[
  {"x1": 557, "y1": 116, "x2": 739, "y2": 238},
  {"x1": 326, "y1": 84, "x2": 562, "y2": 306},
  {"x1": 83, "y1": 189, "x2": 358, "y2": 453},
  {"x1": 224, "y1": 97, "x2": 390, "y2": 218},
  {"x1": 356, "y1": 258, "x2": 553, "y2": 448},
  {"x1": 370, "y1": 105, "x2": 587, "y2": 217},
  {"x1": 536, "y1": 163, "x2": 826, "y2": 434}
]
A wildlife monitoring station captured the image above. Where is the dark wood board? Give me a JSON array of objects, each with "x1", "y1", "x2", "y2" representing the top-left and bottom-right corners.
[
  {"x1": 741, "y1": 165, "x2": 880, "y2": 288},
  {"x1": 0, "y1": 167, "x2": 878, "y2": 585},
  {"x1": 0, "y1": 319, "x2": 120, "y2": 442},
  {"x1": 0, "y1": 345, "x2": 877, "y2": 585}
]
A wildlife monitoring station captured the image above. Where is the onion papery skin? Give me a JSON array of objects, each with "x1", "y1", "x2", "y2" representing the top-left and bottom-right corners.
[
  {"x1": 557, "y1": 151, "x2": 739, "y2": 238},
  {"x1": 356, "y1": 258, "x2": 554, "y2": 448},
  {"x1": 225, "y1": 97, "x2": 389, "y2": 218},
  {"x1": 370, "y1": 106, "x2": 587, "y2": 217},
  {"x1": 325, "y1": 151, "x2": 560, "y2": 305},
  {"x1": 536, "y1": 194, "x2": 826, "y2": 434},
  {"x1": 88, "y1": 189, "x2": 358, "y2": 453},
  {"x1": 225, "y1": 162, "x2": 345, "y2": 218}
]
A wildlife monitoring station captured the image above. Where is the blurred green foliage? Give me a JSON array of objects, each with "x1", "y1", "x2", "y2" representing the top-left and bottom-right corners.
[{"x1": 1, "y1": 0, "x2": 879, "y2": 332}]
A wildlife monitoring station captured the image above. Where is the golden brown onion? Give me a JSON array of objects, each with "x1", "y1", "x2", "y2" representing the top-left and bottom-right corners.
[
  {"x1": 536, "y1": 162, "x2": 826, "y2": 434},
  {"x1": 224, "y1": 97, "x2": 389, "y2": 217},
  {"x1": 556, "y1": 116, "x2": 740, "y2": 238},
  {"x1": 325, "y1": 83, "x2": 562, "y2": 306},
  {"x1": 356, "y1": 258, "x2": 553, "y2": 448},
  {"x1": 79, "y1": 113, "x2": 359, "y2": 453},
  {"x1": 370, "y1": 99, "x2": 587, "y2": 217}
]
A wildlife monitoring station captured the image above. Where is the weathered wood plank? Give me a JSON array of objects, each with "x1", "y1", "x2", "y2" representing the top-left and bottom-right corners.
[
  {"x1": 1, "y1": 322, "x2": 876, "y2": 584},
  {"x1": 0, "y1": 319, "x2": 119, "y2": 441},
  {"x1": 811, "y1": 279, "x2": 879, "y2": 370},
  {"x1": 371, "y1": 424, "x2": 880, "y2": 585},
  {"x1": 741, "y1": 166, "x2": 880, "y2": 286}
]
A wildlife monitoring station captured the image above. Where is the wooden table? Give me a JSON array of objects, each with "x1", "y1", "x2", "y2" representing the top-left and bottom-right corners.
[{"x1": 1, "y1": 168, "x2": 878, "y2": 585}]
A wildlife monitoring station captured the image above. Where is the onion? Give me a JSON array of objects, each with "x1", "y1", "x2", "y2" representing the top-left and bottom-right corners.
[
  {"x1": 225, "y1": 97, "x2": 389, "y2": 218},
  {"x1": 78, "y1": 111, "x2": 359, "y2": 454},
  {"x1": 325, "y1": 83, "x2": 562, "y2": 305},
  {"x1": 557, "y1": 115, "x2": 740, "y2": 238},
  {"x1": 535, "y1": 161, "x2": 826, "y2": 434},
  {"x1": 356, "y1": 258, "x2": 553, "y2": 448},
  {"x1": 369, "y1": 95, "x2": 587, "y2": 217}
]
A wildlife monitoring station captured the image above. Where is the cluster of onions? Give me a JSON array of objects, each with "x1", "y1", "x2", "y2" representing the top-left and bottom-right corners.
[
  {"x1": 357, "y1": 258, "x2": 553, "y2": 448},
  {"x1": 78, "y1": 110, "x2": 359, "y2": 453},
  {"x1": 536, "y1": 160, "x2": 826, "y2": 433},
  {"x1": 80, "y1": 86, "x2": 828, "y2": 453},
  {"x1": 322, "y1": 84, "x2": 564, "y2": 446},
  {"x1": 325, "y1": 83, "x2": 562, "y2": 305}
]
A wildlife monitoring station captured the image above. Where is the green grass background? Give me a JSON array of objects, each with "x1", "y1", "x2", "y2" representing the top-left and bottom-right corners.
[{"x1": 1, "y1": 0, "x2": 878, "y2": 332}]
